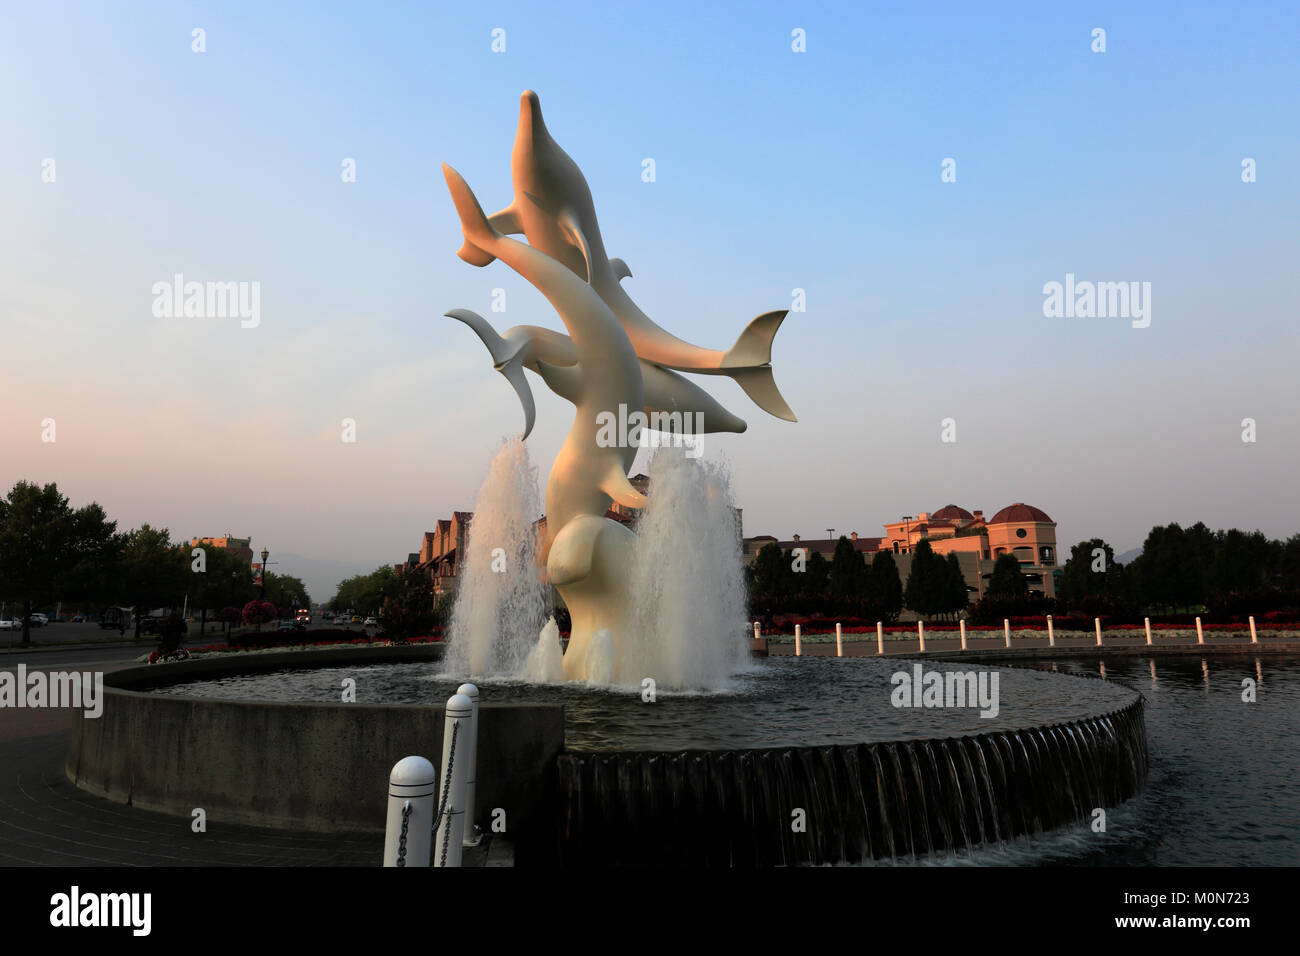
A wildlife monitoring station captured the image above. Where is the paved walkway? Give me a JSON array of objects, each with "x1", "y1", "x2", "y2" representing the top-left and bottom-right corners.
[{"x1": 0, "y1": 731, "x2": 381, "y2": 866}]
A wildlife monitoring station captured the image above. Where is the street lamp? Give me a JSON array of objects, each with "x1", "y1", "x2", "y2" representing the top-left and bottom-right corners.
[
  {"x1": 902, "y1": 516, "x2": 912, "y2": 554},
  {"x1": 260, "y1": 548, "x2": 269, "y2": 600}
]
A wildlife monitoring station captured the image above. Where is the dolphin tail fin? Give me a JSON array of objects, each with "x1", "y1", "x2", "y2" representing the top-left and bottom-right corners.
[
  {"x1": 721, "y1": 310, "x2": 796, "y2": 421},
  {"x1": 728, "y1": 366, "x2": 797, "y2": 422},
  {"x1": 599, "y1": 465, "x2": 648, "y2": 510},
  {"x1": 445, "y1": 308, "x2": 536, "y2": 440},
  {"x1": 442, "y1": 164, "x2": 501, "y2": 261}
]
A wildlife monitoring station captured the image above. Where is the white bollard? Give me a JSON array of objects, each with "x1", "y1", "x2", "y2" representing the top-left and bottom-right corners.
[
  {"x1": 1004, "y1": 619, "x2": 1011, "y2": 648},
  {"x1": 1144, "y1": 617, "x2": 1152, "y2": 645},
  {"x1": 835, "y1": 622, "x2": 843, "y2": 658},
  {"x1": 1095, "y1": 617, "x2": 1103, "y2": 647},
  {"x1": 959, "y1": 619, "x2": 967, "y2": 651},
  {"x1": 1047, "y1": 614, "x2": 1054, "y2": 648},
  {"x1": 433, "y1": 693, "x2": 473, "y2": 867},
  {"x1": 753, "y1": 621, "x2": 761, "y2": 642},
  {"x1": 384, "y1": 756, "x2": 436, "y2": 867},
  {"x1": 794, "y1": 624, "x2": 802, "y2": 657},
  {"x1": 1196, "y1": 616, "x2": 1204, "y2": 645},
  {"x1": 1249, "y1": 615, "x2": 1258, "y2": 644},
  {"x1": 877, "y1": 621, "x2": 884, "y2": 655},
  {"x1": 917, "y1": 620, "x2": 926, "y2": 652},
  {"x1": 456, "y1": 682, "x2": 480, "y2": 847}
]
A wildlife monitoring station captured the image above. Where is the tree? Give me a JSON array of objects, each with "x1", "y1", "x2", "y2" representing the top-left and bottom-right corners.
[
  {"x1": 987, "y1": 553, "x2": 1028, "y2": 599},
  {"x1": 379, "y1": 566, "x2": 440, "y2": 640},
  {"x1": 264, "y1": 571, "x2": 310, "y2": 611},
  {"x1": 0, "y1": 481, "x2": 119, "y2": 644},
  {"x1": 802, "y1": 550, "x2": 830, "y2": 599},
  {"x1": 869, "y1": 551, "x2": 903, "y2": 623},
  {"x1": 828, "y1": 536, "x2": 866, "y2": 603},
  {"x1": 191, "y1": 545, "x2": 256, "y2": 638},
  {"x1": 943, "y1": 553, "x2": 969, "y2": 618},
  {"x1": 1060, "y1": 539, "x2": 1125, "y2": 606},
  {"x1": 903, "y1": 539, "x2": 946, "y2": 619},
  {"x1": 1128, "y1": 523, "x2": 1204, "y2": 610},
  {"x1": 119, "y1": 525, "x2": 189, "y2": 638}
]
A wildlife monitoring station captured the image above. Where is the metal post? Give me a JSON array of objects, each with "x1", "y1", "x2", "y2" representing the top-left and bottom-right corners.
[
  {"x1": 1196, "y1": 615, "x2": 1204, "y2": 645},
  {"x1": 1249, "y1": 615, "x2": 1258, "y2": 644},
  {"x1": 433, "y1": 693, "x2": 473, "y2": 867},
  {"x1": 959, "y1": 619, "x2": 966, "y2": 650},
  {"x1": 1095, "y1": 617, "x2": 1103, "y2": 647},
  {"x1": 794, "y1": 624, "x2": 802, "y2": 657},
  {"x1": 1144, "y1": 617, "x2": 1152, "y2": 646},
  {"x1": 456, "y1": 682, "x2": 480, "y2": 848},
  {"x1": 877, "y1": 621, "x2": 884, "y2": 655},
  {"x1": 384, "y1": 756, "x2": 436, "y2": 867},
  {"x1": 917, "y1": 620, "x2": 925, "y2": 652},
  {"x1": 1004, "y1": 619, "x2": 1011, "y2": 648},
  {"x1": 1047, "y1": 614, "x2": 1054, "y2": 648},
  {"x1": 835, "y1": 622, "x2": 842, "y2": 658}
]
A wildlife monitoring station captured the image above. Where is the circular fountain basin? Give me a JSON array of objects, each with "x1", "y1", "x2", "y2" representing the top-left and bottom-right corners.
[
  {"x1": 152, "y1": 656, "x2": 1136, "y2": 751},
  {"x1": 141, "y1": 654, "x2": 1147, "y2": 865}
]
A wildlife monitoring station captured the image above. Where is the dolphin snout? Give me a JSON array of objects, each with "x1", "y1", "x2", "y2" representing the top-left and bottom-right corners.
[{"x1": 518, "y1": 89, "x2": 546, "y2": 140}]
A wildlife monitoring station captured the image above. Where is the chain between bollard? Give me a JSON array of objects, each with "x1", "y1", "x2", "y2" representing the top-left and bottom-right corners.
[
  {"x1": 396, "y1": 800, "x2": 412, "y2": 867},
  {"x1": 430, "y1": 720, "x2": 460, "y2": 837}
]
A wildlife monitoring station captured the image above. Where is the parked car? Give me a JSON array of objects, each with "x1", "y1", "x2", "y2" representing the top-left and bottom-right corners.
[
  {"x1": 276, "y1": 621, "x2": 296, "y2": 632},
  {"x1": 0, "y1": 619, "x2": 18, "y2": 631},
  {"x1": 70, "y1": 614, "x2": 85, "y2": 623},
  {"x1": 363, "y1": 616, "x2": 378, "y2": 627},
  {"x1": 32, "y1": 613, "x2": 49, "y2": 626}
]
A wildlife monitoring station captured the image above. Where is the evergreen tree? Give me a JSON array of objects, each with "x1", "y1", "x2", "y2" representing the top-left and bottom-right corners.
[
  {"x1": 870, "y1": 550, "x2": 903, "y2": 622},
  {"x1": 987, "y1": 552, "x2": 1028, "y2": 598},
  {"x1": 903, "y1": 539, "x2": 944, "y2": 618}
]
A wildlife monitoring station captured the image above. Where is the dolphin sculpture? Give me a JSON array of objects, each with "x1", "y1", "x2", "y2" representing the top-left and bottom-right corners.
[
  {"x1": 443, "y1": 162, "x2": 651, "y2": 680},
  {"x1": 446, "y1": 308, "x2": 749, "y2": 441},
  {"x1": 458, "y1": 89, "x2": 797, "y2": 424}
]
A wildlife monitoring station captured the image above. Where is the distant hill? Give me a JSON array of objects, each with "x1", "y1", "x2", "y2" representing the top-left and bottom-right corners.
[
  {"x1": 270, "y1": 553, "x2": 391, "y2": 607},
  {"x1": 1115, "y1": 547, "x2": 1142, "y2": 566}
]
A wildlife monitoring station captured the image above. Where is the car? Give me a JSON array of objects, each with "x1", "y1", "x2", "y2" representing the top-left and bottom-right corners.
[
  {"x1": 70, "y1": 614, "x2": 85, "y2": 623},
  {"x1": 276, "y1": 621, "x2": 296, "y2": 632},
  {"x1": 363, "y1": 616, "x2": 378, "y2": 627},
  {"x1": 0, "y1": 619, "x2": 18, "y2": 631},
  {"x1": 351, "y1": 616, "x2": 362, "y2": 624}
]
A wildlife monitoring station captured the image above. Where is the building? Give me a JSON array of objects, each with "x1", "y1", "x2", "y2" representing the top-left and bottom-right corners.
[
  {"x1": 744, "y1": 502, "x2": 1061, "y2": 600},
  {"x1": 190, "y1": 534, "x2": 253, "y2": 564}
]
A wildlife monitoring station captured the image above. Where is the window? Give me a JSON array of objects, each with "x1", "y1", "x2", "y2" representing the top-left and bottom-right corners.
[{"x1": 1016, "y1": 528, "x2": 1027, "y2": 538}]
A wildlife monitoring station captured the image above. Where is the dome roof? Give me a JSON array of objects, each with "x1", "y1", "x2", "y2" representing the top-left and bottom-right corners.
[
  {"x1": 989, "y1": 503, "x2": 1053, "y2": 524},
  {"x1": 932, "y1": 504, "x2": 974, "y2": 521}
]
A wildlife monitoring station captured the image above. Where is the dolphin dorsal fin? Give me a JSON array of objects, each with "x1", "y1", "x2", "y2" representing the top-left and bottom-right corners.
[
  {"x1": 487, "y1": 203, "x2": 524, "y2": 236},
  {"x1": 609, "y1": 257, "x2": 633, "y2": 281},
  {"x1": 556, "y1": 207, "x2": 595, "y2": 284}
]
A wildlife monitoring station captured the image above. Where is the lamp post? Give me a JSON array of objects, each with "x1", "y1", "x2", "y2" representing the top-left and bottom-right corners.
[
  {"x1": 902, "y1": 516, "x2": 912, "y2": 554},
  {"x1": 260, "y1": 548, "x2": 269, "y2": 600}
]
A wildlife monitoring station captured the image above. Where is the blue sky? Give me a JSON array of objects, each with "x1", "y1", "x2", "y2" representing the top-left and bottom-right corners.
[{"x1": 2, "y1": 1, "x2": 1297, "y2": 598}]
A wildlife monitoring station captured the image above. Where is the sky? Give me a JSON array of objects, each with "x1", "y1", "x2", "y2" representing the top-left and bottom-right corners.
[{"x1": 2, "y1": 1, "x2": 1297, "y2": 602}]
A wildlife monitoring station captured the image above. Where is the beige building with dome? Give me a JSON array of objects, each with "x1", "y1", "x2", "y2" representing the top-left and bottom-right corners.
[{"x1": 744, "y1": 502, "x2": 1061, "y2": 602}]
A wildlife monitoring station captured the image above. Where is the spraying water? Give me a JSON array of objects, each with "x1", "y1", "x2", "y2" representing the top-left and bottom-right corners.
[
  {"x1": 445, "y1": 441, "x2": 747, "y2": 691},
  {"x1": 443, "y1": 437, "x2": 549, "y2": 678},
  {"x1": 520, "y1": 617, "x2": 566, "y2": 683},
  {"x1": 621, "y1": 447, "x2": 749, "y2": 690}
]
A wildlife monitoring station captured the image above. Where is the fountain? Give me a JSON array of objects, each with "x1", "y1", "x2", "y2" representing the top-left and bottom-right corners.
[
  {"x1": 74, "y1": 91, "x2": 1148, "y2": 866},
  {"x1": 442, "y1": 89, "x2": 793, "y2": 687}
]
